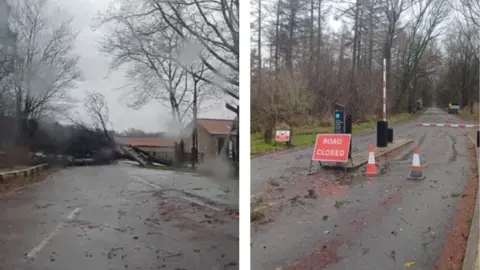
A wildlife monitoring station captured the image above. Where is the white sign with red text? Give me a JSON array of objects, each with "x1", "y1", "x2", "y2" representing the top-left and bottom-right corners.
[{"x1": 275, "y1": 130, "x2": 291, "y2": 142}]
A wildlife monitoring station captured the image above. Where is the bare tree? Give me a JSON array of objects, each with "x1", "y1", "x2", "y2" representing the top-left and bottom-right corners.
[
  {"x1": 457, "y1": 0, "x2": 480, "y2": 29},
  {"x1": 251, "y1": 0, "x2": 263, "y2": 92},
  {"x1": 273, "y1": 70, "x2": 312, "y2": 129},
  {"x1": 98, "y1": 0, "x2": 224, "y2": 165},
  {"x1": 394, "y1": 0, "x2": 449, "y2": 111},
  {"x1": 382, "y1": 0, "x2": 413, "y2": 102},
  {"x1": 98, "y1": 2, "x2": 188, "y2": 120},
  {"x1": 0, "y1": 0, "x2": 15, "y2": 83},
  {"x1": 252, "y1": 68, "x2": 312, "y2": 142},
  {"x1": 189, "y1": 61, "x2": 208, "y2": 167},
  {"x1": 149, "y1": 0, "x2": 239, "y2": 99},
  {"x1": 436, "y1": 21, "x2": 479, "y2": 106},
  {"x1": 0, "y1": 0, "x2": 16, "y2": 117},
  {"x1": 9, "y1": 0, "x2": 82, "y2": 144},
  {"x1": 251, "y1": 0, "x2": 458, "y2": 143},
  {"x1": 84, "y1": 91, "x2": 112, "y2": 144}
]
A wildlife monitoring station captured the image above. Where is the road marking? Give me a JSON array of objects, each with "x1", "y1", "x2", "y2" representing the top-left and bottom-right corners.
[
  {"x1": 130, "y1": 175, "x2": 161, "y2": 189},
  {"x1": 417, "y1": 123, "x2": 480, "y2": 128},
  {"x1": 66, "y1": 207, "x2": 82, "y2": 219},
  {"x1": 130, "y1": 176, "x2": 221, "y2": 212},
  {"x1": 25, "y1": 207, "x2": 82, "y2": 261},
  {"x1": 178, "y1": 195, "x2": 221, "y2": 211}
]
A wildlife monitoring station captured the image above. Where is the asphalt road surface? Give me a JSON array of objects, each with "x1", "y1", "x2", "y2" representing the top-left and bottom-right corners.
[
  {"x1": 251, "y1": 107, "x2": 477, "y2": 269},
  {"x1": 0, "y1": 165, "x2": 238, "y2": 270}
]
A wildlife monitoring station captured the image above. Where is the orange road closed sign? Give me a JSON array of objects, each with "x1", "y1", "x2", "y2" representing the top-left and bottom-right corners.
[{"x1": 312, "y1": 134, "x2": 352, "y2": 163}]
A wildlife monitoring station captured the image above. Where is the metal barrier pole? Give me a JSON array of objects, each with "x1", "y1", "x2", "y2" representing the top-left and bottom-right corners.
[{"x1": 477, "y1": 130, "x2": 479, "y2": 148}]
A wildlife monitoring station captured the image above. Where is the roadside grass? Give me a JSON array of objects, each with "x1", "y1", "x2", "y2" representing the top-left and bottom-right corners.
[
  {"x1": 457, "y1": 108, "x2": 479, "y2": 121},
  {"x1": 251, "y1": 109, "x2": 426, "y2": 156},
  {"x1": 250, "y1": 196, "x2": 265, "y2": 222},
  {"x1": 251, "y1": 209, "x2": 265, "y2": 222}
]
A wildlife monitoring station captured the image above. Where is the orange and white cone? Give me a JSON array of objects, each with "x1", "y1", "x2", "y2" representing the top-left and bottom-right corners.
[
  {"x1": 365, "y1": 145, "x2": 378, "y2": 177},
  {"x1": 407, "y1": 146, "x2": 425, "y2": 180}
]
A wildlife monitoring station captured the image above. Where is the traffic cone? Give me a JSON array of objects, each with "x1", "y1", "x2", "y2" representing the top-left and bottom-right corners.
[
  {"x1": 407, "y1": 146, "x2": 426, "y2": 180},
  {"x1": 365, "y1": 145, "x2": 378, "y2": 177}
]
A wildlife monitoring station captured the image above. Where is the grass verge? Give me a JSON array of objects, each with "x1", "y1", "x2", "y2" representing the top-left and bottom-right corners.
[
  {"x1": 457, "y1": 108, "x2": 479, "y2": 121},
  {"x1": 251, "y1": 196, "x2": 267, "y2": 223},
  {"x1": 251, "y1": 109, "x2": 426, "y2": 156}
]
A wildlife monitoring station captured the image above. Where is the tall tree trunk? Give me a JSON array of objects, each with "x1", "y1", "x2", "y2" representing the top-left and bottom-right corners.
[
  {"x1": 274, "y1": 1, "x2": 280, "y2": 72},
  {"x1": 350, "y1": 0, "x2": 360, "y2": 116},
  {"x1": 258, "y1": 0, "x2": 262, "y2": 93},
  {"x1": 317, "y1": 0, "x2": 323, "y2": 59},
  {"x1": 310, "y1": 0, "x2": 315, "y2": 58}
]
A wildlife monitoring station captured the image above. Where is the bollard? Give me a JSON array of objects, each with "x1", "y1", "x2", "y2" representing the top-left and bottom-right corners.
[
  {"x1": 377, "y1": 121, "x2": 388, "y2": 148},
  {"x1": 387, "y1": 128, "x2": 394, "y2": 143},
  {"x1": 346, "y1": 114, "x2": 353, "y2": 158},
  {"x1": 477, "y1": 130, "x2": 479, "y2": 148}
]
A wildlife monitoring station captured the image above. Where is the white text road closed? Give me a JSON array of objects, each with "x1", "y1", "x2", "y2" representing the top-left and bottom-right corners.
[
  {"x1": 316, "y1": 149, "x2": 345, "y2": 157},
  {"x1": 312, "y1": 134, "x2": 352, "y2": 163},
  {"x1": 322, "y1": 138, "x2": 343, "y2": 145}
]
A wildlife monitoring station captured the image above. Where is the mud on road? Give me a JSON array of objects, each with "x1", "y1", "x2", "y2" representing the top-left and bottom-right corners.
[
  {"x1": 251, "y1": 107, "x2": 478, "y2": 270},
  {"x1": 0, "y1": 165, "x2": 238, "y2": 270}
]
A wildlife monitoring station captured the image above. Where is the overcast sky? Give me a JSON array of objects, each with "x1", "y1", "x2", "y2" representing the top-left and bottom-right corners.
[{"x1": 51, "y1": 0, "x2": 235, "y2": 133}]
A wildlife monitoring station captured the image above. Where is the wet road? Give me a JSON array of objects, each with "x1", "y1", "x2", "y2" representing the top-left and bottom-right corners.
[
  {"x1": 0, "y1": 165, "x2": 238, "y2": 270},
  {"x1": 251, "y1": 107, "x2": 477, "y2": 269},
  {"x1": 251, "y1": 107, "x2": 473, "y2": 195}
]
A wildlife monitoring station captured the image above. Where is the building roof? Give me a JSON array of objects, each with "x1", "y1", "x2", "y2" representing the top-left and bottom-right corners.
[
  {"x1": 196, "y1": 118, "x2": 235, "y2": 135},
  {"x1": 114, "y1": 136, "x2": 174, "y2": 148},
  {"x1": 115, "y1": 118, "x2": 236, "y2": 148}
]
